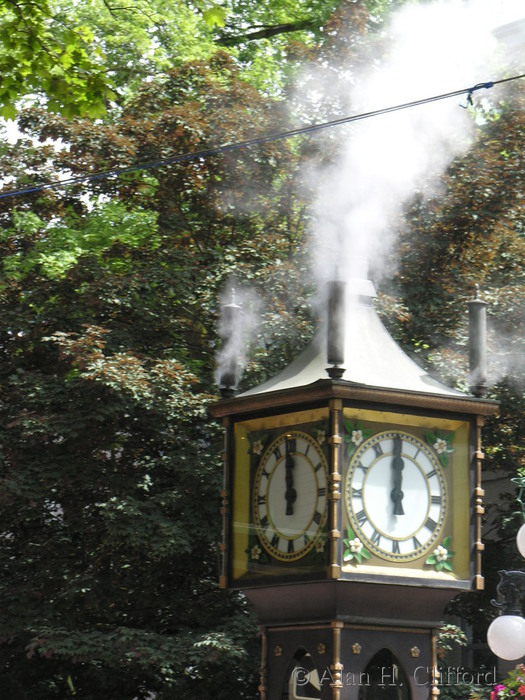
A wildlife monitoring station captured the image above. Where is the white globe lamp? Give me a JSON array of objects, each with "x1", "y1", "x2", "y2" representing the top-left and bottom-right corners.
[
  {"x1": 516, "y1": 523, "x2": 525, "y2": 559},
  {"x1": 487, "y1": 614, "x2": 525, "y2": 661}
]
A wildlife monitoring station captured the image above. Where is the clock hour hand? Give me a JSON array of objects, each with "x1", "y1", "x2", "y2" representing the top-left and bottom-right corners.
[
  {"x1": 390, "y1": 434, "x2": 405, "y2": 515},
  {"x1": 285, "y1": 437, "x2": 297, "y2": 516}
]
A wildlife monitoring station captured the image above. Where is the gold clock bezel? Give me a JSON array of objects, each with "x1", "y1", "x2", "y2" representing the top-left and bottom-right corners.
[
  {"x1": 253, "y1": 430, "x2": 329, "y2": 563},
  {"x1": 344, "y1": 430, "x2": 448, "y2": 563}
]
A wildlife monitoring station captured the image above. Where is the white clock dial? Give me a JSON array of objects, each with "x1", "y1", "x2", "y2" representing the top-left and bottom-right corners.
[
  {"x1": 253, "y1": 430, "x2": 328, "y2": 562},
  {"x1": 344, "y1": 431, "x2": 447, "y2": 562}
]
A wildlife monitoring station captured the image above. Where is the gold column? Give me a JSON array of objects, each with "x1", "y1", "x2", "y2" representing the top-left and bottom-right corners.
[
  {"x1": 474, "y1": 415, "x2": 485, "y2": 591},
  {"x1": 219, "y1": 416, "x2": 231, "y2": 590},
  {"x1": 328, "y1": 399, "x2": 343, "y2": 579},
  {"x1": 431, "y1": 629, "x2": 440, "y2": 699},
  {"x1": 331, "y1": 621, "x2": 344, "y2": 700},
  {"x1": 259, "y1": 627, "x2": 267, "y2": 700}
]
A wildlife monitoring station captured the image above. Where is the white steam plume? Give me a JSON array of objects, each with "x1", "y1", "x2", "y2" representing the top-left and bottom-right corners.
[
  {"x1": 216, "y1": 278, "x2": 261, "y2": 392},
  {"x1": 304, "y1": 0, "x2": 523, "y2": 287}
]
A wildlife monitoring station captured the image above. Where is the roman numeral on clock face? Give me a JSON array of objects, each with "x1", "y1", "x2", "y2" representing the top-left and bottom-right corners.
[
  {"x1": 372, "y1": 442, "x2": 384, "y2": 457},
  {"x1": 355, "y1": 509, "x2": 367, "y2": 526},
  {"x1": 371, "y1": 530, "x2": 381, "y2": 545},
  {"x1": 425, "y1": 517, "x2": 437, "y2": 532}
]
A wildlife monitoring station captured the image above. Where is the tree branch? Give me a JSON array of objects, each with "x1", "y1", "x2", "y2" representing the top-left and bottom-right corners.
[{"x1": 216, "y1": 20, "x2": 317, "y2": 47}]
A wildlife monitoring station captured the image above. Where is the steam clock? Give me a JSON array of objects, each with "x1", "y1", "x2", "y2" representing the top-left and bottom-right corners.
[{"x1": 210, "y1": 280, "x2": 498, "y2": 700}]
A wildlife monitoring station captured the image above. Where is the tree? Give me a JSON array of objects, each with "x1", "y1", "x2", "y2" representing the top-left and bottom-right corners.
[
  {"x1": 0, "y1": 0, "x2": 114, "y2": 118},
  {"x1": 0, "y1": 48, "x2": 316, "y2": 698},
  {"x1": 0, "y1": 0, "x2": 355, "y2": 117}
]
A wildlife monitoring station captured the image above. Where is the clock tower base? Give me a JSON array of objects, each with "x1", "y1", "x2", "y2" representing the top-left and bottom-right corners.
[
  {"x1": 248, "y1": 580, "x2": 460, "y2": 700},
  {"x1": 261, "y1": 620, "x2": 439, "y2": 700}
]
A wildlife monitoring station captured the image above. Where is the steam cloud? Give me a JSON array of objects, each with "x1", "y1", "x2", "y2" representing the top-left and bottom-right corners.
[
  {"x1": 304, "y1": 0, "x2": 523, "y2": 287},
  {"x1": 216, "y1": 279, "x2": 261, "y2": 392},
  {"x1": 216, "y1": 0, "x2": 523, "y2": 391}
]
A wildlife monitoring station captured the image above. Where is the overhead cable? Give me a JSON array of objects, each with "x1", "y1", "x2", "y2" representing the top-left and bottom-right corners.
[{"x1": 0, "y1": 73, "x2": 523, "y2": 202}]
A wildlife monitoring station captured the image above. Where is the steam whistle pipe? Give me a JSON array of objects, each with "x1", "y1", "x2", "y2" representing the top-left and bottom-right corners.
[
  {"x1": 326, "y1": 280, "x2": 346, "y2": 379},
  {"x1": 468, "y1": 287, "x2": 488, "y2": 397},
  {"x1": 218, "y1": 292, "x2": 242, "y2": 398}
]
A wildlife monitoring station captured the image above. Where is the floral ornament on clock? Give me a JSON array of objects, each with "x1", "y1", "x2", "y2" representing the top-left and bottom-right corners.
[
  {"x1": 315, "y1": 428, "x2": 327, "y2": 445},
  {"x1": 426, "y1": 430, "x2": 455, "y2": 467},
  {"x1": 249, "y1": 430, "x2": 271, "y2": 457},
  {"x1": 344, "y1": 421, "x2": 372, "y2": 459},
  {"x1": 250, "y1": 543, "x2": 263, "y2": 561},
  {"x1": 315, "y1": 535, "x2": 328, "y2": 554},
  {"x1": 251, "y1": 439, "x2": 264, "y2": 456},
  {"x1": 312, "y1": 422, "x2": 330, "y2": 453},
  {"x1": 425, "y1": 536, "x2": 454, "y2": 572},
  {"x1": 343, "y1": 527, "x2": 371, "y2": 564}
]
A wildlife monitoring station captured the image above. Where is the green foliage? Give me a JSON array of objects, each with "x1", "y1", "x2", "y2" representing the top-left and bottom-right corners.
[
  {"x1": 436, "y1": 623, "x2": 468, "y2": 658},
  {"x1": 0, "y1": 44, "x2": 314, "y2": 697},
  {"x1": 0, "y1": 0, "x2": 114, "y2": 117},
  {"x1": 0, "y1": 0, "x2": 406, "y2": 114},
  {"x1": 1, "y1": 203, "x2": 160, "y2": 280},
  {"x1": 0, "y1": 292, "x2": 260, "y2": 696},
  {"x1": 203, "y1": 4, "x2": 227, "y2": 28},
  {"x1": 66, "y1": 0, "x2": 221, "y2": 98}
]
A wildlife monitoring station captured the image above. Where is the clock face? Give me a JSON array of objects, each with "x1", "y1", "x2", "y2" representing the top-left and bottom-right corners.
[
  {"x1": 253, "y1": 430, "x2": 328, "y2": 562},
  {"x1": 344, "y1": 431, "x2": 447, "y2": 562}
]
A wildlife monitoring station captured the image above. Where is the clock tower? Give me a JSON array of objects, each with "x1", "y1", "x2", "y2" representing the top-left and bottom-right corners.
[{"x1": 210, "y1": 280, "x2": 497, "y2": 700}]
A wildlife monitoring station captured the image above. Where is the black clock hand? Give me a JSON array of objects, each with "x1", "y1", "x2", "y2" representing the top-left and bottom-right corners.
[
  {"x1": 285, "y1": 438, "x2": 297, "y2": 515},
  {"x1": 390, "y1": 434, "x2": 405, "y2": 515}
]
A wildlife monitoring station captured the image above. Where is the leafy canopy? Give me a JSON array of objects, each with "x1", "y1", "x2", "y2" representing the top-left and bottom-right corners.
[{"x1": 0, "y1": 0, "x2": 114, "y2": 118}]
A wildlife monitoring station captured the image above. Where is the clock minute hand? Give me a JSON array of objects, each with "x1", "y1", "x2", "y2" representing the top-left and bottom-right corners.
[
  {"x1": 390, "y1": 434, "x2": 405, "y2": 516},
  {"x1": 284, "y1": 438, "x2": 297, "y2": 516}
]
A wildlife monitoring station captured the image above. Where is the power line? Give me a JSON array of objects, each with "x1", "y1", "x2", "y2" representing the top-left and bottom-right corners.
[{"x1": 0, "y1": 73, "x2": 523, "y2": 202}]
